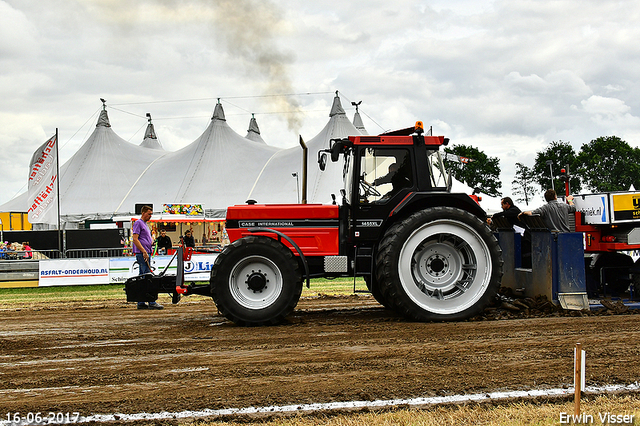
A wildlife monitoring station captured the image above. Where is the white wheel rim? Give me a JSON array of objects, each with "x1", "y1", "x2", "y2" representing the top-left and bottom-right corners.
[
  {"x1": 398, "y1": 219, "x2": 492, "y2": 315},
  {"x1": 229, "y1": 255, "x2": 284, "y2": 310}
]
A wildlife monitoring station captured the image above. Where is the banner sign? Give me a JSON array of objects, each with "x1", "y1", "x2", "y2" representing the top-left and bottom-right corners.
[
  {"x1": 611, "y1": 192, "x2": 640, "y2": 223},
  {"x1": 39, "y1": 259, "x2": 110, "y2": 286},
  {"x1": 574, "y1": 194, "x2": 609, "y2": 225},
  {"x1": 28, "y1": 134, "x2": 58, "y2": 224},
  {"x1": 444, "y1": 152, "x2": 474, "y2": 164},
  {"x1": 109, "y1": 254, "x2": 218, "y2": 284},
  {"x1": 163, "y1": 204, "x2": 204, "y2": 216},
  {"x1": 37, "y1": 255, "x2": 218, "y2": 286}
]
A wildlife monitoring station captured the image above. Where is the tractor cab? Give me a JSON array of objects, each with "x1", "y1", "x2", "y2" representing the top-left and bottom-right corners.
[{"x1": 324, "y1": 122, "x2": 458, "y2": 244}]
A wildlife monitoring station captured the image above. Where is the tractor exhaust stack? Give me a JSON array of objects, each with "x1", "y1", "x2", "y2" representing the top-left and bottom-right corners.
[{"x1": 299, "y1": 135, "x2": 308, "y2": 204}]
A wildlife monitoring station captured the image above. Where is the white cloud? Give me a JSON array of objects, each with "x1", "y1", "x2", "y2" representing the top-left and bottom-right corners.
[
  {"x1": 0, "y1": 2, "x2": 37, "y2": 59},
  {"x1": 581, "y1": 95, "x2": 631, "y2": 116}
]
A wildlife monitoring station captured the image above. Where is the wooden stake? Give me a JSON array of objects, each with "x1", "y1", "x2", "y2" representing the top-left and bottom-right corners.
[{"x1": 575, "y1": 342, "x2": 582, "y2": 416}]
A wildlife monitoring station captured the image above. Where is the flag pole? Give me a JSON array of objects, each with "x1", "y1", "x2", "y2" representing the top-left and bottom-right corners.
[{"x1": 56, "y1": 128, "x2": 62, "y2": 256}]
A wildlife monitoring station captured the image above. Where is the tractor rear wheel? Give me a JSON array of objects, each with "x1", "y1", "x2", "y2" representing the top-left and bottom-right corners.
[
  {"x1": 376, "y1": 207, "x2": 502, "y2": 321},
  {"x1": 210, "y1": 235, "x2": 302, "y2": 326},
  {"x1": 592, "y1": 252, "x2": 634, "y2": 296},
  {"x1": 364, "y1": 275, "x2": 391, "y2": 309}
]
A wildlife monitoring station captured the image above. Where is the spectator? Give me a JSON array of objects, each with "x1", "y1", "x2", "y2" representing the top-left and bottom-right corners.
[
  {"x1": 487, "y1": 197, "x2": 525, "y2": 231},
  {"x1": 22, "y1": 242, "x2": 32, "y2": 259},
  {"x1": 7, "y1": 243, "x2": 18, "y2": 259},
  {"x1": 519, "y1": 189, "x2": 576, "y2": 232},
  {"x1": 183, "y1": 229, "x2": 196, "y2": 248},
  {"x1": 155, "y1": 229, "x2": 172, "y2": 255}
]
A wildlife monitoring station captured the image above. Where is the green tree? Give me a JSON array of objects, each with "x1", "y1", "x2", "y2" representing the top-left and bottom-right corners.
[
  {"x1": 511, "y1": 162, "x2": 536, "y2": 206},
  {"x1": 533, "y1": 140, "x2": 581, "y2": 193},
  {"x1": 575, "y1": 136, "x2": 640, "y2": 192},
  {"x1": 444, "y1": 144, "x2": 502, "y2": 197}
]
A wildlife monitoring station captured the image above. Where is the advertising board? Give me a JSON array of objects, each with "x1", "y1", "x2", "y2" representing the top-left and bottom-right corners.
[
  {"x1": 109, "y1": 254, "x2": 218, "y2": 284},
  {"x1": 38, "y1": 254, "x2": 218, "y2": 287},
  {"x1": 574, "y1": 194, "x2": 609, "y2": 225},
  {"x1": 610, "y1": 192, "x2": 640, "y2": 223},
  {"x1": 39, "y1": 259, "x2": 110, "y2": 286}
]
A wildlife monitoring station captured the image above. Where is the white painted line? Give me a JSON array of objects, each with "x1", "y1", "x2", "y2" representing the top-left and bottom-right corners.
[{"x1": 2, "y1": 382, "x2": 638, "y2": 425}]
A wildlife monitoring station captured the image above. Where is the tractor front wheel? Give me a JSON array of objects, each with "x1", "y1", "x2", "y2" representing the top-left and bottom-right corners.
[{"x1": 211, "y1": 236, "x2": 302, "y2": 326}]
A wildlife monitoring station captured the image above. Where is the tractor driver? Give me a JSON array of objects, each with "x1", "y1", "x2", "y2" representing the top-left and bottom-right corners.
[
  {"x1": 368, "y1": 161, "x2": 412, "y2": 201},
  {"x1": 371, "y1": 162, "x2": 399, "y2": 187}
]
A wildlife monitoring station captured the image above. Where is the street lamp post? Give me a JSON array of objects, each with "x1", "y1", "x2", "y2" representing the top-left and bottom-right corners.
[
  {"x1": 546, "y1": 160, "x2": 555, "y2": 191},
  {"x1": 292, "y1": 173, "x2": 300, "y2": 204}
]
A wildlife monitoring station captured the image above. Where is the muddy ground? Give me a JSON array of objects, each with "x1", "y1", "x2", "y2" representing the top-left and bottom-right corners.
[{"x1": 1, "y1": 294, "x2": 639, "y2": 423}]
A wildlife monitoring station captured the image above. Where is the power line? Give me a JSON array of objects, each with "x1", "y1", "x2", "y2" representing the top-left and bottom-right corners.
[
  {"x1": 338, "y1": 92, "x2": 388, "y2": 133},
  {"x1": 109, "y1": 91, "x2": 335, "y2": 107}
]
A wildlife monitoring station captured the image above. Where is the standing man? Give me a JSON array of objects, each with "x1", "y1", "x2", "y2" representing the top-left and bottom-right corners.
[
  {"x1": 183, "y1": 229, "x2": 196, "y2": 248},
  {"x1": 132, "y1": 205, "x2": 163, "y2": 310},
  {"x1": 155, "y1": 229, "x2": 172, "y2": 255},
  {"x1": 519, "y1": 189, "x2": 575, "y2": 232}
]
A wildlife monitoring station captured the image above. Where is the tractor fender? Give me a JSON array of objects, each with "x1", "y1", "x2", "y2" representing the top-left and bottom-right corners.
[
  {"x1": 389, "y1": 192, "x2": 487, "y2": 222},
  {"x1": 247, "y1": 227, "x2": 311, "y2": 288}
]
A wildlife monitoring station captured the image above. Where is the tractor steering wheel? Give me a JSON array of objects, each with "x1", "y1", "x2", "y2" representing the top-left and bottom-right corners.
[{"x1": 360, "y1": 179, "x2": 381, "y2": 198}]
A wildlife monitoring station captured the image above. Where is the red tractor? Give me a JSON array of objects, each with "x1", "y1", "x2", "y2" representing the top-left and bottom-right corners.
[{"x1": 126, "y1": 122, "x2": 503, "y2": 325}]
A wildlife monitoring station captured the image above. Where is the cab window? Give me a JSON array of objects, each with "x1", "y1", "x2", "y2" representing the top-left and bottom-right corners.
[{"x1": 359, "y1": 148, "x2": 412, "y2": 203}]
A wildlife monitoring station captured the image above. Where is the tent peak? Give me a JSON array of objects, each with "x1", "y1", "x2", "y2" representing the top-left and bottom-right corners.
[
  {"x1": 247, "y1": 114, "x2": 260, "y2": 135},
  {"x1": 140, "y1": 113, "x2": 164, "y2": 149},
  {"x1": 350, "y1": 101, "x2": 367, "y2": 134},
  {"x1": 96, "y1": 109, "x2": 111, "y2": 128},
  {"x1": 212, "y1": 101, "x2": 226, "y2": 121},
  {"x1": 353, "y1": 111, "x2": 368, "y2": 134},
  {"x1": 143, "y1": 113, "x2": 157, "y2": 140},
  {"x1": 329, "y1": 91, "x2": 346, "y2": 117}
]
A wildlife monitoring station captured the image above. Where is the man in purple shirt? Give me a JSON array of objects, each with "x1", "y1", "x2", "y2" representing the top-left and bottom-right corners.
[{"x1": 132, "y1": 205, "x2": 163, "y2": 310}]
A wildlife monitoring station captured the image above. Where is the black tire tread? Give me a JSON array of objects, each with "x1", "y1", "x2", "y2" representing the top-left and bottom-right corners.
[
  {"x1": 210, "y1": 235, "x2": 302, "y2": 326},
  {"x1": 375, "y1": 206, "x2": 503, "y2": 321}
]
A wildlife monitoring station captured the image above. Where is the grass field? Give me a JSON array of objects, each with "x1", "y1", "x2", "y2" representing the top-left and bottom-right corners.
[
  {"x1": 199, "y1": 394, "x2": 640, "y2": 425},
  {"x1": 0, "y1": 277, "x2": 367, "y2": 307}
]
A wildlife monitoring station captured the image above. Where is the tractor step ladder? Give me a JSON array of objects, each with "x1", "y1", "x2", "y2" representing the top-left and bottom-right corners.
[{"x1": 353, "y1": 245, "x2": 373, "y2": 294}]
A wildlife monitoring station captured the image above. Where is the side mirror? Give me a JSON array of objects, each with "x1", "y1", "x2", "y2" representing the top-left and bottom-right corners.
[
  {"x1": 318, "y1": 152, "x2": 327, "y2": 171},
  {"x1": 330, "y1": 141, "x2": 342, "y2": 162}
]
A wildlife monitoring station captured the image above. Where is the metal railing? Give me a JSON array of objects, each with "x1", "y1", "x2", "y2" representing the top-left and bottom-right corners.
[
  {"x1": 0, "y1": 248, "x2": 131, "y2": 261},
  {"x1": 0, "y1": 245, "x2": 225, "y2": 262},
  {"x1": 0, "y1": 249, "x2": 63, "y2": 260},
  {"x1": 64, "y1": 248, "x2": 130, "y2": 258}
]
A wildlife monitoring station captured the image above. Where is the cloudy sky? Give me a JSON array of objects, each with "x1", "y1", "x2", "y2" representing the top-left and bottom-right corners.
[{"x1": 2, "y1": 0, "x2": 639, "y2": 207}]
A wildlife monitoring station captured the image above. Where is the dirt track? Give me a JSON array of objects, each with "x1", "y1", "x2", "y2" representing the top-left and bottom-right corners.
[{"x1": 1, "y1": 295, "x2": 639, "y2": 423}]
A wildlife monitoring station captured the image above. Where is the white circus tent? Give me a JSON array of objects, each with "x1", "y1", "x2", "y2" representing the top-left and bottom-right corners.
[
  {"x1": 0, "y1": 107, "x2": 165, "y2": 225},
  {"x1": 248, "y1": 93, "x2": 362, "y2": 205},
  {"x1": 113, "y1": 102, "x2": 280, "y2": 216},
  {"x1": 59, "y1": 108, "x2": 165, "y2": 221}
]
